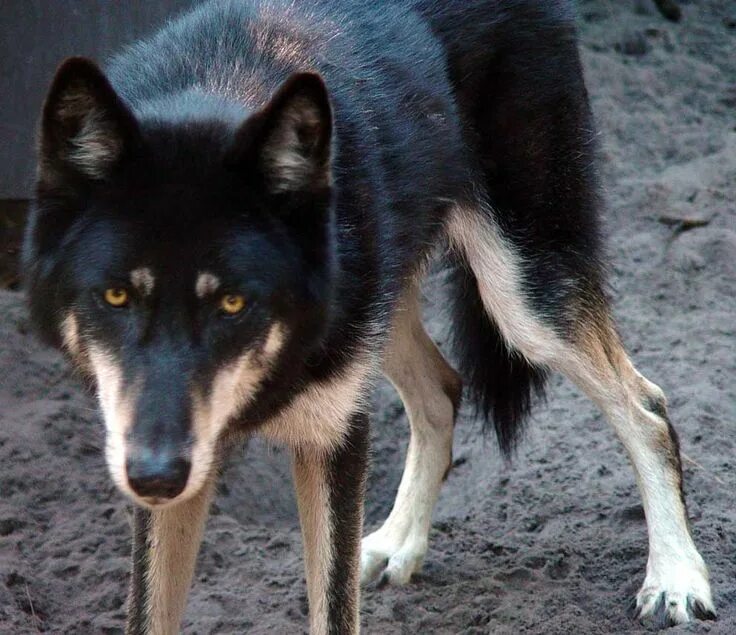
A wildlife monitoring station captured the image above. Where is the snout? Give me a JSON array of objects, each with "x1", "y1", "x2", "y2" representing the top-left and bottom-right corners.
[{"x1": 126, "y1": 450, "x2": 191, "y2": 501}]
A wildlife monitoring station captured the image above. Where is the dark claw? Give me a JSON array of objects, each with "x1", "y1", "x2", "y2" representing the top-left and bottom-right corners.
[
  {"x1": 635, "y1": 593, "x2": 717, "y2": 630},
  {"x1": 376, "y1": 571, "x2": 390, "y2": 590},
  {"x1": 374, "y1": 558, "x2": 390, "y2": 589},
  {"x1": 689, "y1": 597, "x2": 717, "y2": 622},
  {"x1": 627, "y1": 596, "x2": 640, "y2": 621},
  {"x1": 640, "y1": 594, "x2": 672, "y2": 631}
]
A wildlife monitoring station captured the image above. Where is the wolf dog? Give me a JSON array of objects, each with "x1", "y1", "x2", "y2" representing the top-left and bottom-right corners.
[{"x1": 23, "y1": 0, "x2": 715, "y2": 632}]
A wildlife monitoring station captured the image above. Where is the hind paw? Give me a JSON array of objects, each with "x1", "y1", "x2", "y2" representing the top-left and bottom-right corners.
[
  {"x1": 360, "y1": 529, "x2": 427, "y2": 587},
  {"x1": 633, "y1": 567, "x2": 715, "y2": 628}
]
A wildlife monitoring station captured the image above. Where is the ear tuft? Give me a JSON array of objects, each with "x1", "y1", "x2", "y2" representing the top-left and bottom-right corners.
[
  {"x1": 230, "y1": 72, "x2": 333, "y2": 194},
  {"x1": 40, "y1": 57, "x2": 138, "y2": 183}
]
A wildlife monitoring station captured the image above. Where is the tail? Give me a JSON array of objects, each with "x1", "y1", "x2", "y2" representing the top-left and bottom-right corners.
[
  {"x1": 445, "y1": 251, "x2": 547, "y2": 457},
  {"x1": 421, "y1": 0, "x2": 581, "y2": 455}
]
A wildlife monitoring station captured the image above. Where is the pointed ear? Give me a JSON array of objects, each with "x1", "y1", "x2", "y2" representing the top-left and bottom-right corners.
[
  {"x1": 228, "y1": 72, "x2": 333, "y2": 194},
  {"x1": 39, "y1": 57, "x2": 139, "y2": 184}
]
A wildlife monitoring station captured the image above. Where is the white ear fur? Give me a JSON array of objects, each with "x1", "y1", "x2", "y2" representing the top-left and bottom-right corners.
[
  {"x1": 57, "y1": 87, "x2": 123, "y2": 179},
  {"x1": 262, "y1": 94, "x2": 332, "y2": 193},
  {"x1": 235, "y1": 72, "x2": 333, "y2": 194}
]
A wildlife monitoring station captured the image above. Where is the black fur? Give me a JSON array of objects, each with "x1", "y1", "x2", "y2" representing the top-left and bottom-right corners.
[
  {"x1": 325, "y1": 413, "x2": 370, "y2": 634},
  {"x1": 421, "y1": 0, "x2": 607, "y2": 324},
  {"x1": 126, "y1": 506, "x2": 151, "y2": 635}
]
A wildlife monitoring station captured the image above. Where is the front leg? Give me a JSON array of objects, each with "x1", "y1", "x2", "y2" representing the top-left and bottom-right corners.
[
  {"x1": 125, "y1": 477, "x2": 216, "y2": 635},
  {"x1": 293, "y1": 413, "x2": 369, "y2": 635}
]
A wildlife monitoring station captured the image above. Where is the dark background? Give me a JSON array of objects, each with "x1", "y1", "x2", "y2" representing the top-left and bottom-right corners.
[
  {"x1": 0, "y1": 1, "x2": 194, "y2": 289},
  {"x1": 0, "y1": 0, "x2": 193, "y2": 199}
]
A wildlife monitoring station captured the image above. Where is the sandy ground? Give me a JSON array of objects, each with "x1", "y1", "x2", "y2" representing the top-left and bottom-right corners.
[{"x1": 1, "y1": 1, "x2": 735, "y2": 633}]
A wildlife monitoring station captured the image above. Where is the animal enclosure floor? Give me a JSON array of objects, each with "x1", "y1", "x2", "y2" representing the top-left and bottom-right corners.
[{"x1": 1, "y1": 1, "x2": 735, "y2": 633}]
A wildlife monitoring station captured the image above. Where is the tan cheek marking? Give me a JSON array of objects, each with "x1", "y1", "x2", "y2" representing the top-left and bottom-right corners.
[
  {"x1": 88, "y1": 346, "x2": 141, "y2": 499},
  {"x1": 193, "y1": 321, "x2": 287, "y2": 436},
  {"x1": 196, "y1": 351, "x2": 262, "y2": 433},
  {"x1": 61, "y1": 311, "x2": 94, "y2": 375},
  {"x1": 61, "y1": 312, "x2": 81, "y2": 357},
  {"x1": 195, "y1": 272, "x2": 221, "y2": 298},
  {"x1": 186, "y1": 322, "x2": 286, "y2": 498},
  {"x1": 130, "y1": 267, "x2": 155, "y2": 296},
  {"x1": 262, "y1": 321, "x2": 285, "y2": 357}
]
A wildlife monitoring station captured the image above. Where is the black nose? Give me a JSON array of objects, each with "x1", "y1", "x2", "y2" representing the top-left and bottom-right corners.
[{"x1": 126, "y1": 453, "x2": 191, "y2": 500}]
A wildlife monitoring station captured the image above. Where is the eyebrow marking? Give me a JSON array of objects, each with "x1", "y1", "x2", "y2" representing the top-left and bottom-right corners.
[
  {"x1": 130, "y1": 267, "x2": 155, "y2": 296},
  {"x1": 195, "y1": 272, "x2": 221, "y2": 298}
]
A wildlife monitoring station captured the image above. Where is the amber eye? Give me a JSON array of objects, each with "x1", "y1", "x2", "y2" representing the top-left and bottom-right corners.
[
  {"x1": 219, "y1": 294, "x2": 246, "y2": 315},
  {"x1": 104, "y1": 288, "x2": 129, "y2": 307}
]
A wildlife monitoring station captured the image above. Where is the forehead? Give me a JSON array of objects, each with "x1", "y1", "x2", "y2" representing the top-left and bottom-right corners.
[
  {"x1": 126, "y1": 268, "x2": 223, "y2": 297},
  {"x1": 69, "y1": 209, "x2": 294, "y2": 292}
]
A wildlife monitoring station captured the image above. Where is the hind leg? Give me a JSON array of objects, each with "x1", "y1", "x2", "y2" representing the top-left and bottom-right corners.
[
  {"x1": 361, "y1": 280, "x2": 462, "y2": 586},
  {"x1": 563, "y1": 320, "x2": 714, "y2": 627},
  {"x1": 448, "y1": 208, "x2": 714, "y2": 626}
]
